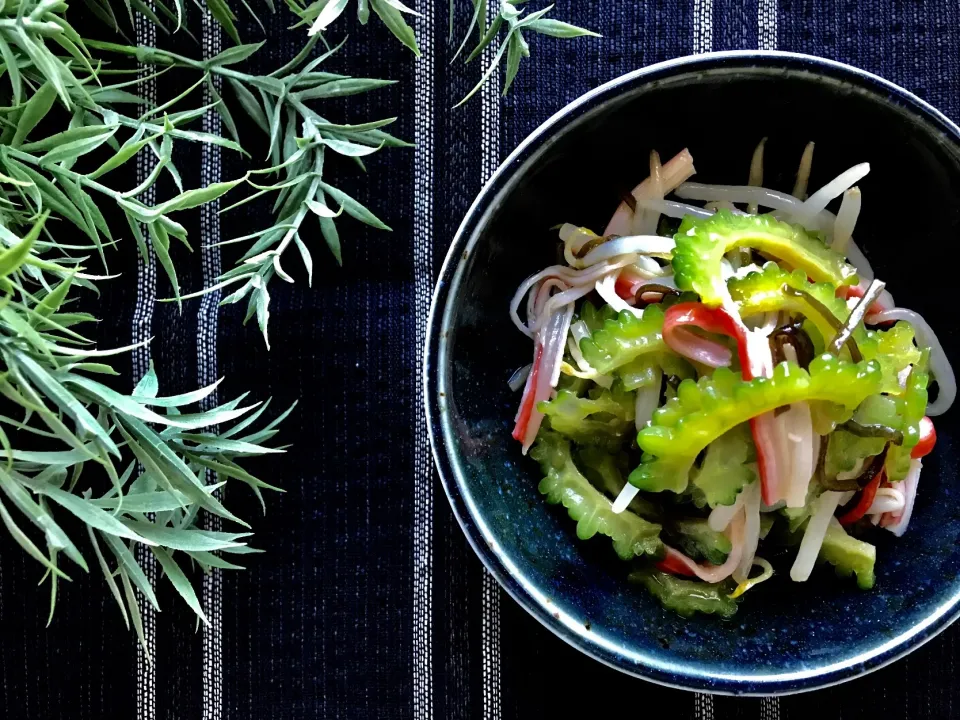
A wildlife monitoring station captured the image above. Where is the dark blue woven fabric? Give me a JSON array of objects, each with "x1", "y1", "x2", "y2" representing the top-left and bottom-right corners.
[{"x1": 1, "y1": 1, "x2": 960, "y2": 718}]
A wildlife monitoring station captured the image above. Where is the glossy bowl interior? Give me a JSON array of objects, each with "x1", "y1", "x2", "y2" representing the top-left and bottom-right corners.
[{"x1": 425, "y1": 51, "x2": 960, "y2": 695}]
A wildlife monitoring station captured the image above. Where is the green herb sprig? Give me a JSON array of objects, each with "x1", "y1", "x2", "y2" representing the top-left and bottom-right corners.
[
  {"x1": 452, "y1": 0, "x2": 599, "y2": 107},
  {"x1": 0, "y1": 215, "x2": 290, "y2": 645},
  {"x1": 87, "y1": 35, "x2": 406, "y2": 347}
]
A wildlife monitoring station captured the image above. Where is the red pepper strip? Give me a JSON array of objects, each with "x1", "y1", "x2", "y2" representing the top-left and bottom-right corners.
[
  {"x1": 512, "y1": 344, "x2": 544, "y2": 443},
  {"x1": 838, "y1": 471, "x2": 883, "y2": 526},
  {"x1": 655, "y1": 547, "x2": 696, "y2": 577},
  {"x1": 912, "y1": 416, "x2": 936, "y2": 459}
]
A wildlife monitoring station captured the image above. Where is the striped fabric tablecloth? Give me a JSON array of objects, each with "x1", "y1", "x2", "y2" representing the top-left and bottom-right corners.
[{"x1": 1, "y1": 1, "x2": 959, "y2": 718}]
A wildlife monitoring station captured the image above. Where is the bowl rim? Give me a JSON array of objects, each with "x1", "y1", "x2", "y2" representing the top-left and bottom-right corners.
[{"x1": 423, "y1": 49, "x2": 960, "y2": 695}]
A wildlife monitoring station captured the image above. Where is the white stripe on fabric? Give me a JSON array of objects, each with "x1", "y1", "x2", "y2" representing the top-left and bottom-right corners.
[
  {"x1": 132, "y1": 9, "x2": 157, "y2": 720},
  {"x1": 756, "y1": 0, "x2": 780, "y2": 708},
  {"x1": 694, "y1": 692, "x2": 715, "y2": 720},
  {"x1": 479, "y1": 2, "x2": 502, "y2": 716},
  {"x1": 693, "y1": 0, "x2": 713, "y2": 54},
  {"x1": 758, "y1": 0, "x2": 778, "y2": 50},
  {"x1": 198, "y1": 8, "x2": 224, "y2": 720},
  {"x1": 760, "y1": 697, "x2": 781, "y2": 720},
  {"x1": 691, "y1": 0, "x2": 714, "y2": 707},
  {"x1": 413, "y1": 1, "x2": 436, "y2": 718}
]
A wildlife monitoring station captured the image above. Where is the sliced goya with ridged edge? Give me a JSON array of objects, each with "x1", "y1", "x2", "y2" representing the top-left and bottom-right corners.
[
  {"x1": 860, "y1": 322, "x2": 922, "y2": 395},
  {"x1": 886, "y1": 349, "x2": 930, "y2": 481},
  {"x1": 825, "y1": 394, "x2": 899, "y2": 476},
  {"x1": 673, "y1": 210, "x2": 858, "y2": 306},
  {"x1": 729, "y1": 263, "x2": 919, "y2": 393},
  {"x1": 629, "y1": 355, "x2": 883, "y2": 493},
  {"x1": 671, "y1": 517, "x2": 733, "y2": 565},
  {"x1": 538, "y1": 384, "x2": 634, "y2": 448},
  {"x1": 729, "y1": 263, "x2": 857, "y2": 344},
  {"x1": 579, "y1": 300, "x2": 618, "y2": 335},
  {"x1": 576, "y1": 445, "x2": 660, "y2": 520},
  {"x1": 618, "y1": 352, "x2": 695, "y2": 392},
  {"x1": 531, "y1": 431, "x2": 662, "y2": 559},
  {"x1": 578, "y1": 304, "x2": 666, "y2": 375},
  {"x1": 819, "y1": 519, "x2": 876, "y2": 589},
  {"x1": 629, "y1": 569, "x2": 739, "y2": 618},
  {"x1": 690, "y1": 424, "x2": 757, "y2": 507}
]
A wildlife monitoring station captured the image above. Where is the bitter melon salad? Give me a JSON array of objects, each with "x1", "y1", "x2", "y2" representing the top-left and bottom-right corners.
[{"x1": 508, "y1": 143, "x2": 955, "y2": 618}]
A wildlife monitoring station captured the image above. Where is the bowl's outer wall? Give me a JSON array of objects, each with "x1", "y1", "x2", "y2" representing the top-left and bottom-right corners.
[{"x1": 431, "y1": 57, "x2": 960, "y2": 693}]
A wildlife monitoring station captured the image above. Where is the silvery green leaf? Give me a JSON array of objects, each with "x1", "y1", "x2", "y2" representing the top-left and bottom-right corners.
[
  {"x1": 369, "y1": 0, "x2": 421, "y2": 55},
  {"x1": 105, "y1": 535, "x2": 160, "y2": 609},
  {"x1": 319, "y1": 182, "x2": 391, "y2": 230},
  {"x1": 88, "y1": 526, "x2": 129, "y2": 629},
  {"x1": 524, "y1": 17, "x2": 601, "y2": 38},
  {"x1": 0, "y1": 467, "x2": 87, "y2": 569},
  {"x1": 464, "y1": 13, "x2": 503, "y2": 63},
  {"x1": 307, "y1": 0, "x2": 349, "y2": 35},
  {"x1": 12, "y1": 81, "x2": 58, "y2": 147},
  {"x1": 206, "y1": 0, "x2": 241, "y2": 44},
  {"x1": 306, "y1": 199, "x2": 341, "y2": 218},
  {"x1": 0, "y1": 497, "x2": 70, "y2": 580},
  {"x1": 503, "y1": 31, "x2": 523, "y2": 96},
  {"x1": 382, "y1": 0, "x2": 420, "y2": 15},
  {"x1": 295, "y1": 77, "x2": 397, "y2": 101},
  {"x1": 151, "y1": 547, "x2": 209, "y2": 624},
  {"x1": 205, "y1": 42, "x2": 265, "y2": 68},
  {"x1": 124, "y1": 521, "x2": 249, "y2": 552},
  {"x1": 133, "y1": 362, "x2": 159, "y2": 398}
]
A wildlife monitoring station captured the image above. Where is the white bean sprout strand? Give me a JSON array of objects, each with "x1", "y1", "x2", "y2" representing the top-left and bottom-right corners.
[
  {"x1": 883, "y1": 459, "x2": 922, "y2": 536},
  {"x1": 708, "y1": 491, "x2": 746, "y2": 532},
  {"x1": 560, "y1": 223, "x2": 602, "y2": 268},
  {"x1": 747, "y1": 137, "x2": 766, "y2": 214},
  {"x1": 509, "y1": 255, "x2": 639, "y2": 336},
  {"x1": 676, "y1": 182, "x2": 801, "y2": 213},
  {"x1": 793, "y1": 163, "x2": 870, "y2": 228},
  {"x1": 634, "y1": 195, "x2": 714, "y2": 221},
  {"x1": 832, "y1": 187, "x2": 861, "y2": 255},
  {"x1": 734, "y1": 480, "x2": 762, "y2": 584},
  {"x1": 578, "y1": 235, "x2": 675, "y2": 268},
  {"x1": 595, "y1": 272, "x2": 642, "y2": 317},
  {"x1": 868, "y1": 487, "x2": 906, "y2": 515},
  {"x1": 634, "y1": 150, "x2": 664, "y2": 235},
  {"x1": 531, "y1": 283, "x2": 596, "y2": 335},
  {"x1": 611, "y1": 484, "x2": 640, "y2": 514},
  {"x1": 634, "y1": 368, "x2": 662, "y2": 431},
  {"x1": 791, "y1": 491, "x2": 843, "y2": 582},
  {"x1": 868, "y1": 307, "x2": 956, "y2": 416},
  {"x1": 605, "y1": 149, "x2": 696, "y2": 236},
  {"x1": 549, "y1": 303, "x2": 576, "y2": 387},
  {"x1": 507, "y1": 364, "x2": 531, "y2": 392},
  {"x1": 792, "y1": 141, "x2": 815, "y2": 200},
  {"x1": 784, "y1": 402, "x2": 814, "y2": 509}
]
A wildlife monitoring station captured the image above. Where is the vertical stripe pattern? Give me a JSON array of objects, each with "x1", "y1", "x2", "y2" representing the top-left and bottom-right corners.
[
  {"x1": 132, "y1": 9, "x2": 157, "y2": 720},
  {"x1": 693, "y1": 0, "x2": 713, "y2": 53},
  {"x1": 479, "y1": 4, "x2": 502, "y2": 718},
  {"x1": 758, "y1": 0, "x2": 778, "y2": 50},
  {"x1": 756, "y1": 0, "x2": 779, "y2": 709},
  {"x1": 413, "y1": 2, "x2": 436, "y2": 718},
  {"x1": 199, "y1": 7, "x2": 224, "y2": 720},
  {"x1": 691, "y1": 0, "x2": 714, "y2": 710}
]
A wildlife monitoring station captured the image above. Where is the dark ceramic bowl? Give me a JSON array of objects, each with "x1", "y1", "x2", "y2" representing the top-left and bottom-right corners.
[{"x1": 424, "y1": 51, "x2": 960, "y2": 695}]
